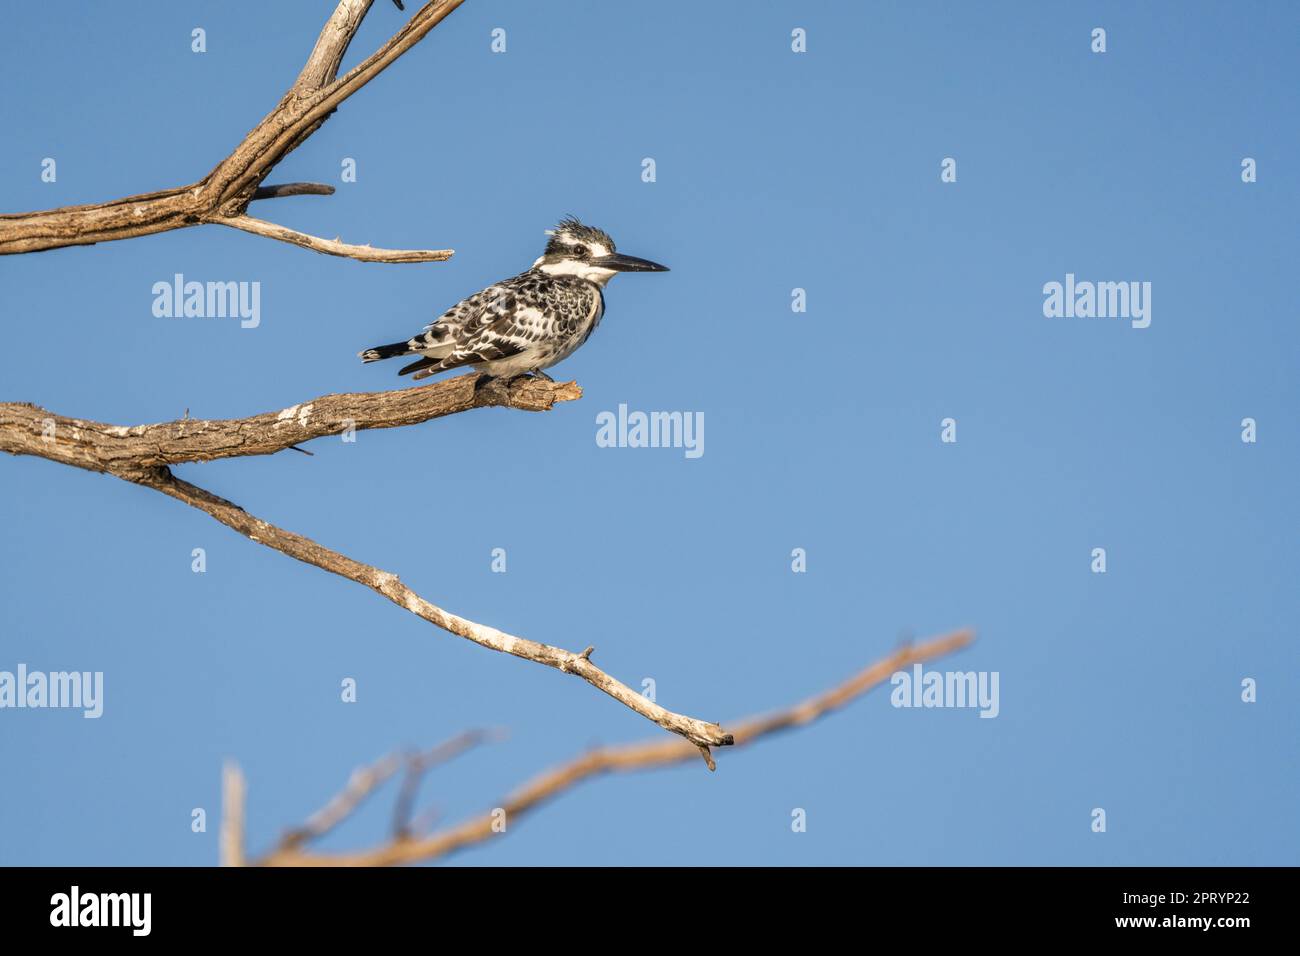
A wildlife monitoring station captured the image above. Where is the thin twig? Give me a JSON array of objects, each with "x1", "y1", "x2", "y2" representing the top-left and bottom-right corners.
[{"x1": 219, "y1": 215, "x2": 453, "y2": 264}]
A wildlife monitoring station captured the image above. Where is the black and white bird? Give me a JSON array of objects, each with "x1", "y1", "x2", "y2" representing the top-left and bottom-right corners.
[{"x1": 359, "y1": 218, "x2": 668, "y2": 383}]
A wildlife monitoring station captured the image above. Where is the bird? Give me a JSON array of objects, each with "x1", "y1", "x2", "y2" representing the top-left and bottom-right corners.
[{"x1": 359, "y1": 218, "x2": 668, "y2": 384}]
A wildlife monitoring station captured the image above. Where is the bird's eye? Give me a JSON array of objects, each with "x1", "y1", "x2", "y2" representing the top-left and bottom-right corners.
[{"x1": 576, "y1": 245, "x2": 590, "y2": 258}]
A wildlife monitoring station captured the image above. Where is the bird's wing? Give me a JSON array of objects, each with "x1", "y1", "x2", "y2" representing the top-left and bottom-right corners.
[
  {"x1": 403, "y1": 283, "x2": 500, "y2": 352},
  {"x1": 429, "y1": 303, "x2": 549, "y2": 373},
  {"x1": 414, "y1": 271, "x2": 544, "y2": 348},
  {"x1": 423, "y1": 283, "x2": 504, "y2": 334}
]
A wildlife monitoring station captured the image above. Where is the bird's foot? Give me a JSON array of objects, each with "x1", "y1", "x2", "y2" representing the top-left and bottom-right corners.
[{"x1": 475, "y1": 371, "x2": 552, "y2": 402}]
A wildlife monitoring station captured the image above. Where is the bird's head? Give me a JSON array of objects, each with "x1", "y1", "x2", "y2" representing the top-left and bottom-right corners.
[{"x1": 532, "y1": 217, "x2": 669, "y2": 285}]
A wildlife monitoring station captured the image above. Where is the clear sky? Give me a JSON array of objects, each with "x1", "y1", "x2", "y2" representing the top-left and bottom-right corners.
[{"x1": 1, "y1": 1, "x2": 1296, "y2": 866}]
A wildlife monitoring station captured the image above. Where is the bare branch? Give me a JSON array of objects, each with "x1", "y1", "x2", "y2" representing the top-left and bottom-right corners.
[
  {"x1": 295, "y1": 0, "x2": 379, "y2": 93},
  {"x1": 328, "y1": 0, "x2": 468, "y2": 106},
  {"x1": 136, "y1": 467, "x2": 734, "y2": 754},
  {"x1": 253, "y1": 630, "x2": 975, "y2": 866},
  {"x1": 251, "y1": 183, "x2": 337, "y2": 201},
  {"x1": 0, "y1": 373, "x2": 580, "y2": 473},
  {"x1": 1, "y1": 373, "x2": 732, "y2": 755},
  {"x1": 0, "y1": 0, "x2": 465, "y2": 261},
  {"x1": 219, "y1": 215, "x2": 453, "y2": 263}
]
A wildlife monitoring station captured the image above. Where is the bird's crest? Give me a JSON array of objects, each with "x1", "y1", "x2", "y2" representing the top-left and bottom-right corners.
[{"x1": 544, "y1": 217, "x2": 615, "y2": 257}]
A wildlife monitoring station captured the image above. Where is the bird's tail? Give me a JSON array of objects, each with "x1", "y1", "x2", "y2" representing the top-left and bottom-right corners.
[{"x1": 358, "y1": 341, "x2": 412, "y2": 363}]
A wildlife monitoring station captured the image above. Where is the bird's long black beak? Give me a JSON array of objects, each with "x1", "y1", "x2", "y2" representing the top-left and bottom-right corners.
[{"x1": 593, "y1": 253, "x2": 669, "y2": 273}]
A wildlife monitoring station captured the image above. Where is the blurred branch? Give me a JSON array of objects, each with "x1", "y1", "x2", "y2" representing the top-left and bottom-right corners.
[
  {"x1": 219, "y1": 761, "x2": 246, "y2": 868},
  {"x1": 274, "y1": 730, "x2": 499, "y2": 852},
  {"x1": 251, "y1": 629, "x2": 975, "y2": 866},
  {"x1": 391, "y1": 730, "x2": 505, "y2": 838},
  {"x1": 0, "y1": 0, "x2": 464, "y2": 262}
]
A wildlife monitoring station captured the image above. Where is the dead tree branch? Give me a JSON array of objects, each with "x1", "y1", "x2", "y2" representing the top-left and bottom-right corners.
[
  {"x1": 251, "y1": 183, "x2": 336, "y2": 201},
  {"x1": 217, "y1": 215, "x2": 445, "y2": 263},
  {"x1": 0, "y1": 0, "x2": 464, "y2": 262},
  {"x1": 0, "y1": 373, "x2": 580, "y2": 473},
  {"x1": 0, "y1": 373, "x2": 735, "y2": 761},
  {"x1": 248, "y1": 629, "x2": 975, "y2": 866},
  {"x1": 138, "y1": 466, "x2": 733, "y2": 759}
]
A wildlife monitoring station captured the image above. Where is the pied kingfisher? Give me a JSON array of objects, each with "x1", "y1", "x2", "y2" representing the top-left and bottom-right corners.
[{"x1": 359, "y1": 218, "x2": 668, "y2": 383}]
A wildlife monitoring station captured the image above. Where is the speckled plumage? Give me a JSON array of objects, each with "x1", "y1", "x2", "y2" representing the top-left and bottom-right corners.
[
  {"x1": 403, "y1": 272, "x2": 603, "y2": 380},
  {"x1": 359, "y1": 218, "x2": 666, "y2": 382}
]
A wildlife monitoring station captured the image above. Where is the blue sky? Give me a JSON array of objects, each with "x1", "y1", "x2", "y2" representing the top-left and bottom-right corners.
[{"x1": 1, "y1": 1, "x2": 1296, "y2": 866}]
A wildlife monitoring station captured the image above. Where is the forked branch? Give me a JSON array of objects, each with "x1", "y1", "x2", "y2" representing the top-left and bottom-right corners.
[
  {"x1": 0, "y1": 0, "x2": 464, "y2": 262},
  {"x1": 0, "y1": 374, "x2": 735, "y2": 762}
]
